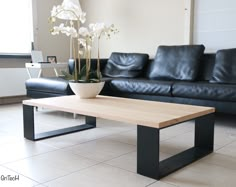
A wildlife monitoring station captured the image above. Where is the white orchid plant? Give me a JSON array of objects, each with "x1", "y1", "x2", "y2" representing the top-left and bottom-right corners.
[{"x1": 49, "y1": 1, "x2": 117, "y2": 83}]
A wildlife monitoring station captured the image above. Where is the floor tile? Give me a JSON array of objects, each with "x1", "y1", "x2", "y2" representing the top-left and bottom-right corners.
[
  {"x1": 45, "y1": 163, "x2": 155, "y2": 187},
  {"x1": 66, "y1": 138, "x2": 136, "y2": 162},
  {"x1": 163, "y1": 131, "x2": 194, "y2": 146},
  {"x1": 105, "y1": 151, "x2": 171, "y2": 173},
  {"x1": 213, "y1": 130, "x2": 236, "y2": 148},
  {"x1": 159, "y1": 127, "x2": 226, "y2": 155},
  {"x1": 97, "y1": 118, "x2": 136, "y2": 132},
  {"x1": 40, "y1": 127, "x2": 118, "y2": 148},
  {"x1": 34, "y1": 112, "x2": 134, "y2": 134},
  {"x1": 0, "y1": 131, "x2": 22, "y2": 145},
  {"x1": 4, "y1": 149, "x2": 98, "y2": 183},
  {"x1": 103, "y1": 130, "x2": 137, "y2": 145},
  {"x1": 148, "y1": 181, "x2": 178, "y2": 187},
  {"x1": 104, "y1": 129, "x2": 172, "y2": 146},
  {"x1": 0, "y1": 140, "x2": 57, "y2": 164},
  {"x1": 160, "y1": 139, "x2": 192, "y2": 155},
  {"x1": 0, "y1": 118, "x2": 24, "y2": 137},
  {"x1": 34, "y1": 110, "x2": 84, "y2": 131},
  {"x1": 201, "y1": 152, "x2": 236, "y2": 170},
  {"x1": 161, "y1": 121, "x2": 194, "y2": 137},
  {"x1": 216, "y1": 140, "x2": 236, "y2": 158},
  {"x1": 163, "y1": 161, "x2": 236, "y2": 187},
  {"x1": 1, "y1": 104, "x2": 236, "y2": 187}
]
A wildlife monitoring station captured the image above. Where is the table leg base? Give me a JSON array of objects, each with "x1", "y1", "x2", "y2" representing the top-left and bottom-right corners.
[
  {"x1": 159, "y1": 147, "x2": 212, "y2": 179},
  {"x1": 137, "y1": 113, "x2": 214, "y2": 180},
  {"x1": 23, "y1": 105, "x2": 96, "y2": 141}
]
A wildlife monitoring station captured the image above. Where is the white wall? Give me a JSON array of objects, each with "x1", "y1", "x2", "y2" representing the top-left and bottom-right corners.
[
  {"x1": 34, "y1": 0, "x2": 191, "y2": 59},
  {"x1": 0, "y1": 0, "x2": 69, "y2": 97},
  {"x1": 0, "y1": 69, "x2": 29, "y2": 97},
  {"x1": 0, "y1": 0, "x2": 191, "y2": 97},
  {"x1": 81, "y1": 0, "x2": 188, "y2": 58},
  {"x1": 193, "y1": 0, "x2": 236, "y2": 52},
  {"x1": 33, "y1": 0, "x2": 70, "y2": 62}
]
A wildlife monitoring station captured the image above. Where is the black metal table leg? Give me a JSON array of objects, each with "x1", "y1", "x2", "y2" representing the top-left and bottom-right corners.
[
  {"x1": 137, "y1": 125, "x2": 160, "y2": 179},
  {"x1": 85, "y1": 116, "x2": 96, "y2": 128},
  {"x1": 195, "y1": 113, "x2": 214, "y2": 150},
  {"x1": 23, "y1": 104, "x2": 96, "y2": 141},
  {"x1": 23, "y1": 105, "x2": 35, "y2": 140},
  {"x1": 137, "y1": 113, "x2": 215, "y2": 180}
]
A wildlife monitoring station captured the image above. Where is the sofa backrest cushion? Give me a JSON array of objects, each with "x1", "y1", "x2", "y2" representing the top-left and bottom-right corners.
[
  {"x1": 68, "y1": 58, "x2": 108, "y2": 75},
  {"x1": 197, "y1": 53, "x2": 216, "y2": 81},
  {"x1": 146, "y1": 45, "x2": 205, "y2": 81},
  {"x1": 210, "y1": 48, "x2": 236, "y2": 84},
  {"x1": 103, "y1": 52, "x2": 149, "y2": 78}
]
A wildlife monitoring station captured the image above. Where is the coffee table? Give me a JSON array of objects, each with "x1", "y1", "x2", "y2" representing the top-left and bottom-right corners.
[{"x1": 23, "y1": 95, "x2": 215, "y2": 180}]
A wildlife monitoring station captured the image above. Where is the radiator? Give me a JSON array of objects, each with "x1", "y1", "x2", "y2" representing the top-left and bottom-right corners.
[{"x1": 0, "y1": 68, "x2": 29, "y2": 97}]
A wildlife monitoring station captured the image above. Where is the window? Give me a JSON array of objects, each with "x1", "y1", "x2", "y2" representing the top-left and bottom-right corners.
[{"x1": 0, "y1": 0, "x2": 33, "y2": 55}]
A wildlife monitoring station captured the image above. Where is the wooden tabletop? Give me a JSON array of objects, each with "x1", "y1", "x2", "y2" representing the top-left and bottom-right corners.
[{"x1": 23, "y1": 96, "x2": 215, "y2": 128}]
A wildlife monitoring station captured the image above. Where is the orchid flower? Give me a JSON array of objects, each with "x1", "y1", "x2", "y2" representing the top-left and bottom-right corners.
[
  {"x1": 49, "y1": 3, "x2": 86, "y2": 23},
  {"x1": 89, "y1": 23, "x2": 105, "y2": 37},
  {"x1": 49, "y1": 1, "x2": 118, "y2": 82},
  {"x1": 51, "y1": 23, "x2": 78, "y2": 38},
  {"x1": 79, "y1": 27, "x2": 90, "y2": 37}
]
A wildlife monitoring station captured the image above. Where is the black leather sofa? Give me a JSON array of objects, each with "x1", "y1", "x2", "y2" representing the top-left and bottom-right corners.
[{"x1": 25, "y1": 45, "x2": 236, "y2": 114}]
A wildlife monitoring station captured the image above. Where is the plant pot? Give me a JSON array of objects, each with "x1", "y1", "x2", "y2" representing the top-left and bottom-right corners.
[{"x1": 69, "y1": 81, "x2": 105, "y2": 99}]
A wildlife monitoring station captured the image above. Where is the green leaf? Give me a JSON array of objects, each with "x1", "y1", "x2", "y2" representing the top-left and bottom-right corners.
[
  {"x1": 89, "y1": 71, "x2": 98, "y2": 79},
  {"x1": 61, "y1": 70, "x2": 74, "y2": 80},
  {"x1": 89, "y1": 79, "x2": 100, "y2": 83},
  {"x1": 78, "y1": 65, "x2": 87, "y2": 80},
  {"x1": 60, "y1": 64, "x2": 102, "y2": 83}
]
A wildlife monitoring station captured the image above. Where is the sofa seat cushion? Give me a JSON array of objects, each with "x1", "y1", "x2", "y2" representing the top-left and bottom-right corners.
[
  {"x1": 146, "y1": 45, "x2": 205, "y2": 81},
  {"x1": 210, "y1": 48, "x2": 236, "y2": 84},
  {"x1": 109, "y1": 78, "x2": 172, "y2": 96},
  {"x1": 26, "y1": 77, "x2": 73, "y2": 95},
  {"x1": 103, "y1": 52, "x2": 149, "y2": 78},
  {"x1": 172, "y1": 81, "x2": 236, "y2": 102}
]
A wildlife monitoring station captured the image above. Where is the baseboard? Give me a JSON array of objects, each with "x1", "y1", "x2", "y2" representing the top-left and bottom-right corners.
[{"x1": 0, "y1": 95, "x2": 28, "y2": 105}]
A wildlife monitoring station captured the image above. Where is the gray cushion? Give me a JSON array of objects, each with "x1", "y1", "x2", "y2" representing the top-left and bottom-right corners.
[
  {"x1": 103, "y1": 52, "x2": 149, "y2": 78},
  {"x1": 146, "y1": 45, "x2": 205, "y2": 81},
  {"x1": 210, "y1": 48, "x2": 236, "y2": 84}
]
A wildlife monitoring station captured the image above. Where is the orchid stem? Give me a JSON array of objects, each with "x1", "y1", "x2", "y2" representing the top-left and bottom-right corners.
[{"x1": 97, "y1": 38, "x2": 100, "y2": 80}]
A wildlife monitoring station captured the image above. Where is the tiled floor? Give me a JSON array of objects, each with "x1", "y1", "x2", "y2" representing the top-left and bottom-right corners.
[{"x1": 0, "y1": 103, "x2": 236, "y2": 187}]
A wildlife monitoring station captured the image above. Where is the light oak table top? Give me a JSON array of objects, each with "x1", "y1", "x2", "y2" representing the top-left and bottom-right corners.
[{"x1": 23, "y1": 96, "x2": 215, "y2": 128}]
